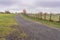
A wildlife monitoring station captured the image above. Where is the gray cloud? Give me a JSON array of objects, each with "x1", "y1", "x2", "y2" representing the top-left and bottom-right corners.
[
  {"x1": 0, "y1": 0, "x2": 60, "y2": 13},
  {"x1": 36, "y1": 1, "x2": 60, "y2": 8},
  {"x1": 0, "y1": 0, "x2": 20, "y2": 6}
]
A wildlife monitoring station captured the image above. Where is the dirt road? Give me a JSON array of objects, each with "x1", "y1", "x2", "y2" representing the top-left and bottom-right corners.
[{"x1": 14, "y1": 14, "x2": 60, "y2": 40}]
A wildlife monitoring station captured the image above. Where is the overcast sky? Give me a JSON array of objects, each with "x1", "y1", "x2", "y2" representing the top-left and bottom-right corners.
[{"x1": 0, "y1": 0, "x2": 60, "y2": 13}]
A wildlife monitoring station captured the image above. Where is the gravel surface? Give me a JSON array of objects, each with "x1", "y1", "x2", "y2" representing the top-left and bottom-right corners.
[{"x1": 13, "y1": 14, "x2": 60, "y2": 40}]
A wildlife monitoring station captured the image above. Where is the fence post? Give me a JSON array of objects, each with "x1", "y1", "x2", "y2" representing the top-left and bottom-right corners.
[
  {"x1": 38, "y1": 13, "x2": 39, "y2": 20},
  {"x1": 40, "y1": 12, "x2": 43, "y2": 19},
  {"x1": 36, "y1": 14, "x2": 37, "y2": 19},
  {"x1": 44, "y1": 13, "x2": 47, "y2": 20},
  {"x1": 59, "y1": 14, "x2": 60, "y2": 22},
  {"x1": 34, "y1": 14, "x2": 36, "y2": 20},
  {"x1": 49, "y1": 13, "x2": 52, "y2": 21}
]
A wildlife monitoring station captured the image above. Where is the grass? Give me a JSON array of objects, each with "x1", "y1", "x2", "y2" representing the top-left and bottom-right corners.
[
  {"x1": 0, "y1": 14, "x2": 18, "y2": 40},
  {"x1": 21, "y1": 14, "x2": 60, "y2": 28}
]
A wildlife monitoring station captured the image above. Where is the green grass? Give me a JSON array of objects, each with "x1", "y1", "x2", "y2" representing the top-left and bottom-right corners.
[
  {"x1": 21, "y1": 14, "x2": 60, "y2": 28},
  {"x1": 0, "y1": 14, "x2": 18, "y2": 40}
]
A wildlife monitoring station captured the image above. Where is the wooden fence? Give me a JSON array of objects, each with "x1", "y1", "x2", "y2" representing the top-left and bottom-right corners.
[{"x1": 22, "y1": 13, "x2": 60, "y2": 22}]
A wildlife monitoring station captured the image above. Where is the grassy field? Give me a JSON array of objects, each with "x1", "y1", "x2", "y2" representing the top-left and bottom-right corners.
[
  {"x1": 21, "y1": 14, "x2": 60, "y2": 28},
  {"x1": 0, "y1": 14, "x2": 18, "y2": 40}
]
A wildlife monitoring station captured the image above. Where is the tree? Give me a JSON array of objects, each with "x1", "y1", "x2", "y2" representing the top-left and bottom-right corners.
[
  {"x1": 0, "y1": 12, "x2": 4, "y2": 14},
  {"x1": 5, "y1": 11, "x2": 10, "y2": 14},
  {"x1": 23, "y1": 9, "x2": 26, "y2": 14}
]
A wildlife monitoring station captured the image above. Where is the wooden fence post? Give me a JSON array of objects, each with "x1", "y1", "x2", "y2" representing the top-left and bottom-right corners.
[
  {"x1": 40, "y1": 12, "x2": 43, "y2": 19},
  {"x1": 44, "y1": 13, "x2": 47, "y2": 20},
  {"x1": 49, "y1": 13, "x2": 52, "y2": 21},
  {"x1": 59, "y1": 14, "x2": 60, "y2": 22},
  {"x1": 38, "y1": 13, "x2": 40, "y2": 19}
]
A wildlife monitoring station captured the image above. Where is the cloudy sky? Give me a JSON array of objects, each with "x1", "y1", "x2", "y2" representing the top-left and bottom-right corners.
[{"x1": 0, "y1": 0, "x2": 60, "y2": 13}]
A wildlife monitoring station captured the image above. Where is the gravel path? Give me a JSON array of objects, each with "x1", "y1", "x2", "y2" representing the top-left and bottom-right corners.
[{"x1": 14, "y1": 14, "x2": 60, "y2": 40}]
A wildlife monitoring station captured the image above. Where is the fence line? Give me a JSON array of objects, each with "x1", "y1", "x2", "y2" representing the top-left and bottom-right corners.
[{"x1": 22, "y1": 13, "x2": 60, "y2": 22}]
